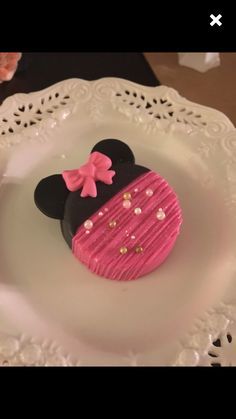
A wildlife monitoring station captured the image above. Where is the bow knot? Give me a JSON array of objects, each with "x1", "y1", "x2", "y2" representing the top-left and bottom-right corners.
[{"x1": 62, "y1": 151, "x2": 116, "y2": 198}]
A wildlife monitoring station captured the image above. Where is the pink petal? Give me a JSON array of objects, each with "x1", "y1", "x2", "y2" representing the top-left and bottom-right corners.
[
  {"x1": 0, "y1": 68, "x2": 8, "y2": 78},
  {"x1": 0, "y1": 52, "x2": 22, "y2": 82},
  {"x1": 7, "y1": 52, "x2": 21, "y2": 63},
  {"x1": 0, "y1": 53, "x2": 7, "y2": 66},
  {"x1": 5, "y1": 62, "x2": 17, "y2": 72}
]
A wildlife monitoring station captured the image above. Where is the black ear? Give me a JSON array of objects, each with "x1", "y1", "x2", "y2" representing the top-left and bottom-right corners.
[
  {"x1": 34, "y1": 174, "x2": 69, "y2": 220},
  {"x1": 91, "y1": 139, "x2": 135, "y2": 165}
]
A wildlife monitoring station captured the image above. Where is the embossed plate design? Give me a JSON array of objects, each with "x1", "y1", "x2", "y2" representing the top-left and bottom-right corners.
[{"x1": 0, "y1": 78, "x2": 236, "y2": 366}]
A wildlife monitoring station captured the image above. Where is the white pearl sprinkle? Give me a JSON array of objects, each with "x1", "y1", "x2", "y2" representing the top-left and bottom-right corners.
[
  {"x1": 104, "y1": 208, "x2": 109, "y2": 212},
  {"x1": 131, "y1": 235, "x2": 136, "y2": 240},
  {"x1": 123, "y1": 200, "x2": 131, "y2": 209},
  {"x1": 98, "y1": 211, "x2": 103, "y2": 216},
  {"x1": 85, "y1": 230, "x2": 90, "y2": 234},
  {"x1": 84, "y1": 219, "x2": 93, "y2": 230},
  {"x1": 134, "y1": 207, "x2": 142, "y2": 215},
  {"x1": 146, "y1": 188, "x2": 153, "y2": 197},
  {"x1": 134, "y1": 188, "x2": 138, "y2": 193},
  {"x1": 156, "y1": 208, "x2": 166, "y2": 221}
]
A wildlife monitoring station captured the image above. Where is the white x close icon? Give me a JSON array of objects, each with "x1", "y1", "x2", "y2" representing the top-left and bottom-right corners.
[{"x1": 210, "y1": 14, "x2": 222, "y2": 27}]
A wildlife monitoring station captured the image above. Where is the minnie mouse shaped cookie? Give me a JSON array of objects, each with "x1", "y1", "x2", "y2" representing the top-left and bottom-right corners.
[{"x1": 34, "y1": 139, "x2": 182, "y2": 280}]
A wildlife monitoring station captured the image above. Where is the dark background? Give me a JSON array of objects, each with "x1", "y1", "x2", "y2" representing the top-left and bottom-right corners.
[{"x1": 0, "y1": 53, "x2": 159, "y2": 104}]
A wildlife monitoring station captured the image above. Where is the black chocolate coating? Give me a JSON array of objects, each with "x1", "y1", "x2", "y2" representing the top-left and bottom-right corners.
[
  {"x1": 34, "y1": 174, "x2": 69, "y2": 219},
  {"x1": 61, "y1": 163, "x2": 149, "y2": 247},
  {"x1": 34, "y1": 139, "x2": 149, "y2": 249},
  {"x1": 91, "y1": 139, "x2": 135, "y2": 165}
]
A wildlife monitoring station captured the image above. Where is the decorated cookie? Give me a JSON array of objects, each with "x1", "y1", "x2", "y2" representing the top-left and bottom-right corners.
[{"x1": 34, "y1": 139, "x2": 182, "y2": 280}]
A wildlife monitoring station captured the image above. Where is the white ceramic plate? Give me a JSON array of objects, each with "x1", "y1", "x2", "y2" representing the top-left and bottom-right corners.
[{"x1": 0, "y1": 78, "x2": 236, "y2": 366}]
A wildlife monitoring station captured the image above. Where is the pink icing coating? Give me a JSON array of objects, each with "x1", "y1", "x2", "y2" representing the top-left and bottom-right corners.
[
  {"x1": 72, "y1": 171, "x2": 182, "y2": 280},
  {"x1": 62, "y1": 151, "x2": 115, "y2": 197}
]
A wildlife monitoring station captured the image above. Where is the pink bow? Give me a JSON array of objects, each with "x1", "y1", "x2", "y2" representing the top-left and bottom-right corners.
[{"x1": 62, "y1": 151, "x2": 116, "y2": 198}]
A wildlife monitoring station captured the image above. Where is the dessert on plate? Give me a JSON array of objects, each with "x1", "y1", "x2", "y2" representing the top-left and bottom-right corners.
[{"x1": 34, "y1": 139, "x2": 182, "y2": 280}]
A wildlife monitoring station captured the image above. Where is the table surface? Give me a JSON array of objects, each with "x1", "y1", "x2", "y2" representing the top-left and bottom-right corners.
[{"x1": 0, "y1": 53, "x2": 159, "y2": 104}]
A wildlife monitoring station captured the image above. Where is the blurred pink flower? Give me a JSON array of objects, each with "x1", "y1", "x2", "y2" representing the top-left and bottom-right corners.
[{"x1": 0, "y1": 53, "x2": 22, "y2": 82}]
